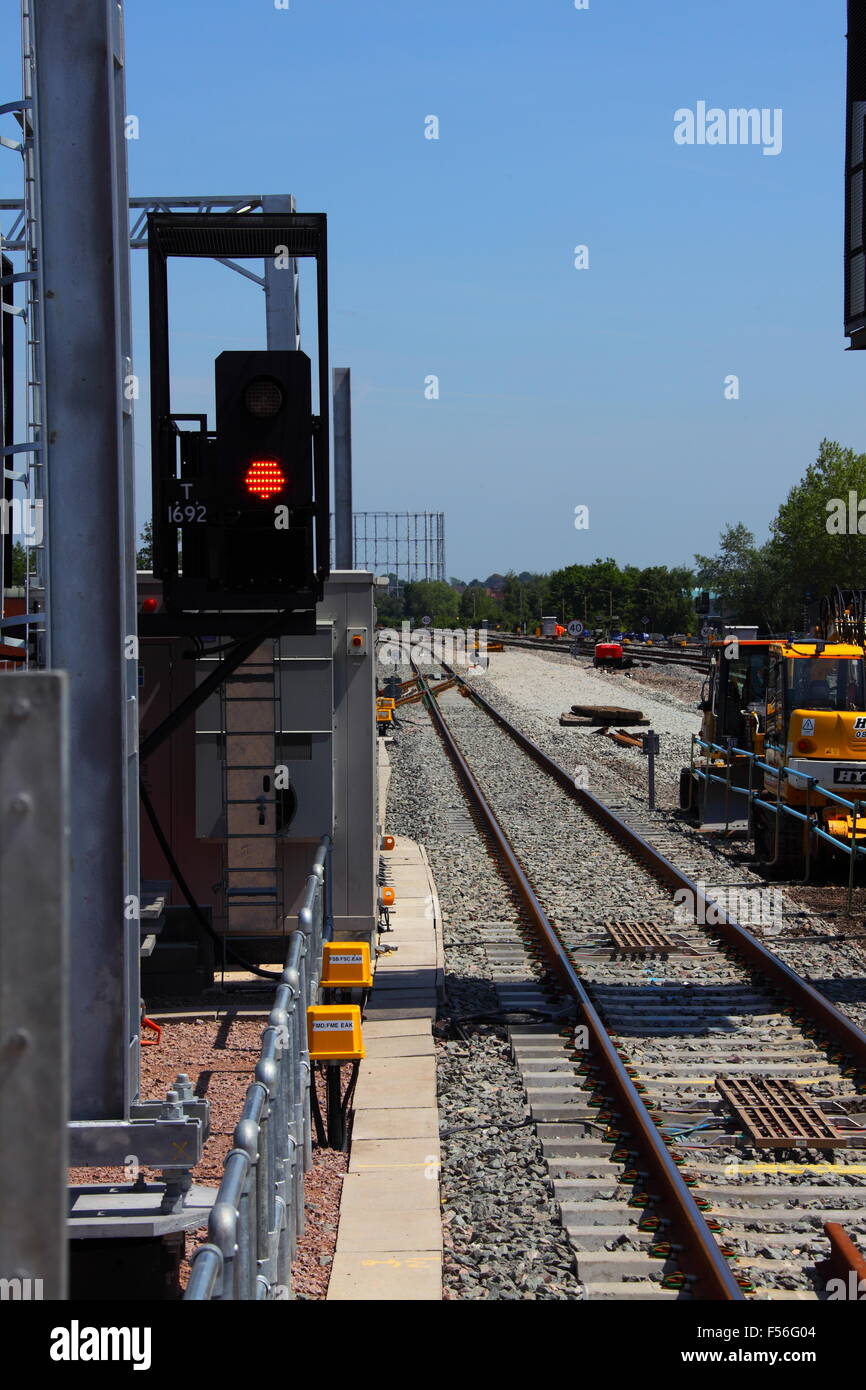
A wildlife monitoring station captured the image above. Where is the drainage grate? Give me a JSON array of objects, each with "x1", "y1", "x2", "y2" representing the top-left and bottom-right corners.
[
  {"x1": 716, "y1": 1076, "x2": 848, "y2": 1149},
  {"x1": 605, "y1": 921, "x2": 675, "y2": 954}
]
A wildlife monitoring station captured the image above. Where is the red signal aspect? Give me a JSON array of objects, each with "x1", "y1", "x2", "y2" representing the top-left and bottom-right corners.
[{"x1": 245, "y1": 458, "x2": 286, "y2": 500}]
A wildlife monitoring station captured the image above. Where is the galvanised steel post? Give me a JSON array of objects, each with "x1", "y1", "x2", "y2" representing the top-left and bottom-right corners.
[
  {"x1": 32, "y1": 0, "x2": 140, "y2": 1128},
  {"x1": 333, "y1": 367, "x2": 353, "y2": 569},
  {"x1": 262, "y1": 193, "x2": 299, "y2": 350},
  {"x1": 0, "y1": 675, "x2": 70, "y2": 1299}
]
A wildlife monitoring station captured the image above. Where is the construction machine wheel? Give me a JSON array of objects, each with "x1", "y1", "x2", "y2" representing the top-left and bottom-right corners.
[
  {"x1": 753, "y1": 806, "x2": 803, "y2": 876},
  {"x1": 678, "y1": 767, "x2": 696, "y2": 815}
]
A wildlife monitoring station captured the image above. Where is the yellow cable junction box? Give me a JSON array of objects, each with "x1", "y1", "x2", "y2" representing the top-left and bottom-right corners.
[
  {"x1": 307, "y1": 1004, "x2": 365, "y2": 1061},
  {"x1": 320, "y1": 941, "x2": 373, "y2": 989}
]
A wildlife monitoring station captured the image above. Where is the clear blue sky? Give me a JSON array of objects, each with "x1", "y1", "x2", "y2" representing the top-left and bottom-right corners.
[{"x1": 1, "y1": 1, "x2": 860, "y2": 580}]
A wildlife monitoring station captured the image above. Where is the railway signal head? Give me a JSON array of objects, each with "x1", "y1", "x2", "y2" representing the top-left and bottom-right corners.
[
  {"x1": 152, "y1": 348, "x2": 323, "y2": 614},
  {"x1": 212, "y1": 350, "x2": 315, "y2": 596}
]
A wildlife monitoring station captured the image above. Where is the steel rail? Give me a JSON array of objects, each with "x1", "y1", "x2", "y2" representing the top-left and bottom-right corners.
[
  {"x1": 412, "y1": 664, "x2": 742, "y2": 1300},
  {"x1": 497, "y1": 634, "x2": 709, "y2": 673},
  {"x1": 445, "y1": 665, "x2": 866, "y2": 1074},
  {"x1": 818, "y1": 1223, "x2": 866, "y2": 1290}
]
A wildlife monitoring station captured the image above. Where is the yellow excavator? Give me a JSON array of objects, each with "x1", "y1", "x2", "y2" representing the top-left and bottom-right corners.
[{"x1": 680, "y1": 590, "x2": 866, "y2": 871}]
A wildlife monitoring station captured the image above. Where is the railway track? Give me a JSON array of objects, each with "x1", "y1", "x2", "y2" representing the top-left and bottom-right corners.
[
  {"x1": 413, "y1": 662, "x2": 866, "y2": 1301},
  {"x1": 496, "y1": 634, "x2": 710, "y2": 674}
]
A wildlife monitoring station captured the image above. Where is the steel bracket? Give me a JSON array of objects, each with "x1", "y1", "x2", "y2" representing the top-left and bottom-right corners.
[{"x1": 69, "y1": 1117, "x2": 204, "y2": 1169}]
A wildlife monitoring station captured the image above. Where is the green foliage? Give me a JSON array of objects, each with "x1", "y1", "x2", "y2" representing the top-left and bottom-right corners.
[
  {"x1": 695, "y1": 440, "x2": 866, "y2": 632},
  {"x1": 402, "y1": 579, "x2": 460, "y2": 627},
  {"x1": 459, "y1": 583, "x2": 499, "y2": 624},
  {"x1": 10, "y1": 542, "x2": 29, "y2": 585},
  {"x1": 445, "y1": 562, "x2": 695, "y2": 633},
  {"x1": 374, "y1": 586, "x2": 405, "y2": 625},
  {"x1": 770, "y1": 439, "x2": 866, "y2": 624},
  {"x1": 136, "y1": 520, "x2": 153, "y2": 570}
]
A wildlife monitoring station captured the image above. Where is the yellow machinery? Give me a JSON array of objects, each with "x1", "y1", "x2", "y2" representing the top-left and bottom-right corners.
[
  {"x1": 681, "y1": 590, "x2": 866, "y2": 871},
  {"x1": 756, "y1": 638, "x2": 866, "y2": 868},
  {"x1": 679, "y1": 637, "x2": 772, "y2": 821}
]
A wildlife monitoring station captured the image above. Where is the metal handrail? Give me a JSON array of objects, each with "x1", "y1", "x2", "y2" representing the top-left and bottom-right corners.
[
  {"x1": 185, "y1": 833, "x2": 332, "y2": 1300},
  {"x1": 695, "y1": 733, "x2": 866, "y2": 906},
  {"x1": 693, "y1": 736, "x2": 866, "y2": 826}
]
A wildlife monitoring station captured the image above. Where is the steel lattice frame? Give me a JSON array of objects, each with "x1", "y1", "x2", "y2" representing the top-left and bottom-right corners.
[{"x1": 349, "y1": 511, "x2": 445, "y2": 582}]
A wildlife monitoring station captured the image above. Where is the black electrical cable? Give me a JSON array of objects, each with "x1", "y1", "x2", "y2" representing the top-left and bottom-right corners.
[
  {"x1": 310, "y1": 1063, "x2": 327, "y2": 1147},
  {"x1": 139, "y1": 778, "x2": 280, "y2": 982},
  {"x1": 339, "y1": 1060, "x2": 361, "y2": 1150}
]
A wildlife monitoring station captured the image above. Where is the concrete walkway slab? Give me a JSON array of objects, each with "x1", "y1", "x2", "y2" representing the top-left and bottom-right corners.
[
  {"x1": 361, "y1": 1004, "x2": 438, "y2": 1022},
  {"x1": 362, "y1": 1018, "x2": 431, "y2": 1038},
  {"x1": 327, "y1": 1251, "x2": 441, "y2": 1300},
  {"x1": 335, "y1": 1205, "x2": 443, "y2": 1254},
  {"x1": 338, "y1": 1169, "x2": 440, "y2": 1213},
  {"x1": 363, "y1": 1033, "x2": 436, "y2": 1059},
  {"x1": 327, "y1": 782, "x2": 444, "y2": 1301},
  {"x1": 350, "y1": 1137, "x2": 440, "y2": 1173},
  {"x1": 354, "y1": 1055, "x2": 437, "y2": 1109},
  {"x1": 371, "y1": 968, "x2": 440, "y2": 991},
  {"x1": 326, "y1": 795, "x2": 444, "y2": 1301},
  {"x1": 350, "y1": 1107, "x2": 438, "y2": 1142}
]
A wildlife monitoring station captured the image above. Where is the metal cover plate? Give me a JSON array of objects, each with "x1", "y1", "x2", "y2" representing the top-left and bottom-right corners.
[
  {"x1": 605, "y1": 921, "x2": 675, "y2": 953},
  {"x1": 716, "y1": 1076, "x2": 849, "y2": 1149}
]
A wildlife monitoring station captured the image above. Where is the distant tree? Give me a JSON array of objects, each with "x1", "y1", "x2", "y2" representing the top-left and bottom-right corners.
[
  {"x1": 10, "y1": 541, "x2": 28, "y2": 585},
  {"x1": 136, "y1": 520, "x2": 153, "y2": 570},
  {"x1": 626, "y1": 565, "x2": 695, "y2": 634},
  {"x1": 459, "y1": 582, "x2": 500, "y2": 625},
  {"x1": 375, "y1": 586, "x2": 405, "y2": 625},
  {"x1": 769, "y1": 439, "x2": 866, "y2": 625},
  {"x1": 695, "y1": 523, "x2": 776, "y2": 628},
  {"x1": 403, "y1": 579, "x2": 460, "y2": 627}
]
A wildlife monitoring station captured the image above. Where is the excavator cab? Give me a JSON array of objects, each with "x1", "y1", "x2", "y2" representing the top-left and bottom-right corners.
[
  {"x1": 756, "y1": 646, "x2": 866, "y2": 868},
  {"x1": 682, "y1": 591, "x2": 866, "y2": 861},
  {"x1": 680, "y1": 640, "x2": 772, "y2": 823}
]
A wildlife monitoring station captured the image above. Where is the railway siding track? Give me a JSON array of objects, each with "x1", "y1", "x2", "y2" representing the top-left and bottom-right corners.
[
  {"x1": 414, "y1": 662, "x2": 866, "y2": 1300},
  {"x1": 496, "y1": 634, "x2": 710, "y2": 674}
]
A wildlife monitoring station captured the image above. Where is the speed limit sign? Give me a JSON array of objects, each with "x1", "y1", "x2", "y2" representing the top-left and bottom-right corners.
[{"x1": 567, "y1": 620, "x2": 584, "y2": 637}]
